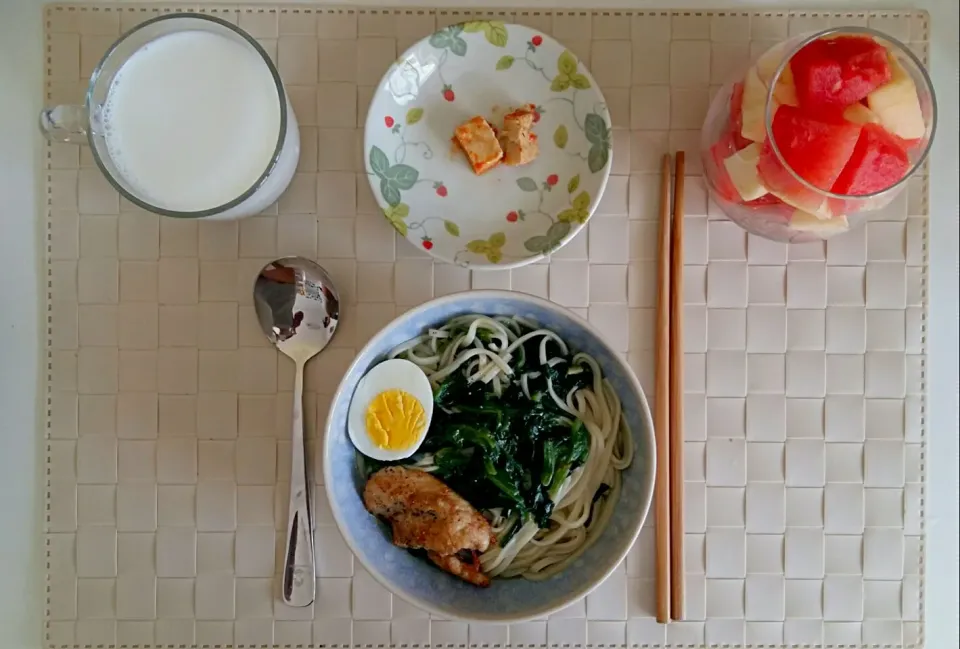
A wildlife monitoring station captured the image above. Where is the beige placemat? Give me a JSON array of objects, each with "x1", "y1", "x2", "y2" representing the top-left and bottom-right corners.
[{"x1": 43, "y1": 4, "x2": 929, "y2": 648}]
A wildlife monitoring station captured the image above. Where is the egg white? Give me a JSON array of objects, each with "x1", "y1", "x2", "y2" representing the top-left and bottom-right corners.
[{"x1": 347, "y1": 358, "x2": 435, "y2": 461}]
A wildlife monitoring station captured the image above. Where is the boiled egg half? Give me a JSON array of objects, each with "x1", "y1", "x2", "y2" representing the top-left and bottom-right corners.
[{"x1": 347, "y1": 358, "x2": 434, "y2": 461}]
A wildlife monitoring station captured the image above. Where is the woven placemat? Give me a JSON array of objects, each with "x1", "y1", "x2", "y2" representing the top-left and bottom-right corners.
[{"x1": 43, "y1": 4, "x2": 929, "y2": 648}]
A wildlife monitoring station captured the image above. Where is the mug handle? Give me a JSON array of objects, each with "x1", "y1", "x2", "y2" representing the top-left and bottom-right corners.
[{"x1": 39, "y1": 105, "x2": 89, "y2": 144}]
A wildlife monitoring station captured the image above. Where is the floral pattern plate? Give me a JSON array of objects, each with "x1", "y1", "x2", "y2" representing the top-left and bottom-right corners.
[{"x1": 363, "y1": 22, "x2": 612, "y2": 269}]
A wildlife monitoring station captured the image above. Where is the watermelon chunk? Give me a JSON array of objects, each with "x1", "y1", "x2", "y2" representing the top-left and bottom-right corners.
[
  {"x1": 758, "y1": 106, "x2": 861, "y2": 193},
  {"x1": 746, "y1": 194, "x2": 784, "y2": 207},
  {"x1": 790, "y1": 35, "x2": 892, "y2": 114},
  {"x1": 831, "y1": 122, "x2": 910, "y2": 196}
]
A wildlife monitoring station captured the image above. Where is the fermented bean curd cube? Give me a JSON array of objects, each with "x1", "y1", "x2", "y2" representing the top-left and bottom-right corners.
[
  {"x1": 454, "y1": 116, "x2": 503, "y2": 175},
  {"x1": 500, "y1": 106, "x2": 540, "y2": 166}
]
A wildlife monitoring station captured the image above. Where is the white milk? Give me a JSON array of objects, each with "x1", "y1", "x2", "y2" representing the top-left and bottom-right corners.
[{"x1": 102, "y1": 30, "x2": 299, "y2": 218}]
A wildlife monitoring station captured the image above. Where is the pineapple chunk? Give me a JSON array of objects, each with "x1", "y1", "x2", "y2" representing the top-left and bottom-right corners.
[
  {"x1": 790, "y1": 209, "x2": 849, "y2": 236},
  {"x1": 866, "y1": 54, "x2": 925, "y2": 140},
  {"x1": 755, "y1": 43, "x2": 788, "y2": 83},
  {"x1": 770, "y1": 190, "x2": 834, "y2": 220},
  {"x1": 772, "y1": 68, "x2": 799, "y2": 107},
  {"x1": 755, "y1": 43, "x2": 799, "y2": 107},
  {"x1": 741, "y1": 66, "x2": 772, "y2": 143},
  {"x1": 842, "y1": 103, "x2": 881, "y2": 125},
  {"x1": 722, "y1": 142, "x2": 769, "y2": 202}
]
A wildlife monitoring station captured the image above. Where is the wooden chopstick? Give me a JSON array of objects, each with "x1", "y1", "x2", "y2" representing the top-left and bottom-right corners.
[
  {"x1": 669, "y1": 152, "x2": 686, "y2": 620},
  {"x1": 653, "y1": 153, "x2": 673, "y2": 623}
]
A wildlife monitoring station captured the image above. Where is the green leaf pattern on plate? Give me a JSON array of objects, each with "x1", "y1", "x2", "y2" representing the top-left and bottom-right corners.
[
  {"x1": 583, "y1": 112, "x2": 611, "y2": 174},
  {"x1": 380, "y1": 181, "x2": 402, "y2": 207},
  {"x1": 553, "y1": 125, "x2": 568, "y2": 149},
  {"x1": 496, "y1": 55, "x2": 515, "y2": 70},
  {"x1": 369, "y1": 147, "x2": 390, "y2": 178},
  {"x1": 516, "y1": 177, "x2": 539, "y2": 192},
  {"x1": 370, "y1": 145, "x2": 422, "y2": 208},
  {"x1": 429, "y1": 25, "x2": 468, "y2": 56},
  {"x1": 550, "y1": 50, "x2": 592, "y2": 92},
  {"x1": 383, "y1": 203, "x2": 410, "y2": 236},
  {"x1": 524, "y1": 221, "x2": 571, "y2": 254},
  {"x1": 557, "y1": 190, "x2": 592, "y2": 224},
  {"x1": 462, "y1": 21, "x2": 509, "y2": 47},
  {"x1": 466, "y1": 231, "x2": 507, "y2": 263},
  {"x1": 406, "y1": 107, "x2": 424, "y2": 125},
  {"x1": 382, "y1": 164, "x2": 419, "y2": 190}
]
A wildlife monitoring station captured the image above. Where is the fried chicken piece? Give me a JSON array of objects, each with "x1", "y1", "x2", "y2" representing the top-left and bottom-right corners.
[
  {"x1": 427, "y1": 550, "x2": 490, "y2": 587},
  {"x1": 363, "y1": 466, "x2": 496, "y2": 586},
  {"x1": 364, "y1": 466, "x2": 495, "y2": 555}
]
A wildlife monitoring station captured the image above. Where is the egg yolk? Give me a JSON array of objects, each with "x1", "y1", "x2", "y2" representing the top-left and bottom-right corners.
[{"x1": 364, "y1": 389, "x2": 427, "y2": 450}]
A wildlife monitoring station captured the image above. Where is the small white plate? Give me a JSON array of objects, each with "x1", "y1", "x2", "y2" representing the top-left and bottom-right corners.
[{"x1": 363, "y1": 22, "x2": 613, "y2": 269}]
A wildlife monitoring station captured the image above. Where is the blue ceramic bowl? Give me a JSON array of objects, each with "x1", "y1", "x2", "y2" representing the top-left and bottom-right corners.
[{"x1": 323, "y1": 290, "x2": 656, "y2": 622}]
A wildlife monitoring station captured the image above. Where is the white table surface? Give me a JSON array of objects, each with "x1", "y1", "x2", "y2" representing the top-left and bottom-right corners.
[{"x1": 0, "y1": 1, "x2": 955, "y2": 647}]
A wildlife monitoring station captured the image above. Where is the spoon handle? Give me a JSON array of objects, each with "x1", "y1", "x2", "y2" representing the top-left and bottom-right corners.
[{"x1": 281, "y1": 360, "x2": 316, "y2": 607}]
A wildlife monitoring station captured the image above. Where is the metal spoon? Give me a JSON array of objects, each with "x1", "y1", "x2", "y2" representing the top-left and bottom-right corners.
[{"x1": 253, "y1": 257, "x2": 339, "y2": 607}]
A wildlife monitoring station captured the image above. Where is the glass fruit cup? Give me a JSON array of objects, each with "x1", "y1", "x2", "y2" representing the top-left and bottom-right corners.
[{"x1": 700, "y1": 26, "x2": 936, "y2": 243}]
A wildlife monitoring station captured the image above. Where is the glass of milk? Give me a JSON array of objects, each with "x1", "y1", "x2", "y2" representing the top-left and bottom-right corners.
[{"x1": 40, "y1": 13, "x2": 300, "y2": 220}]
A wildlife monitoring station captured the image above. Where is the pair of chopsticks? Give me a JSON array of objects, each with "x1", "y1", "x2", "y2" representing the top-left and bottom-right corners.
[{"x1": 654, "y1": 152, "x2": 685, "y2": 623}]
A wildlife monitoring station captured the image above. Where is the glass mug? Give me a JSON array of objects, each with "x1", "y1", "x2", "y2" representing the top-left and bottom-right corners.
[{"x1": 40, "y1": 13, "x2": 300, "y2": 220}]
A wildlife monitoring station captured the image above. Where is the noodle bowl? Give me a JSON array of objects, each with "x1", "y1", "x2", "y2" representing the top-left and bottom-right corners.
[{"x1": 325, "y1": 290, "x2": 656, "y2": 621}]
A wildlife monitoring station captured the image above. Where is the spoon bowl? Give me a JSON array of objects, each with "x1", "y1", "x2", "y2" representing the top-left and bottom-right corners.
[
  {"x1": 254, "y1": 257, "x2": 339, "y2": 362},
  {"x1": 253, "y1": 256, "x2": 340, "y2": 607}
]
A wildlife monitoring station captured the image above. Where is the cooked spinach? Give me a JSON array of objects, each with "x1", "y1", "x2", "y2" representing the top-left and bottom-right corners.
[
  {"x1": 418, "y1": 321, "x2": 594, "y2": 532},
  {"x1": 540, "y1": 440, "x2": 560, "y2": 486},
  {"x1": 433, "y1": 447, "x2": 473, "y2": 476},
  {"x1": 584, "y1": 483, "x2": 612, "y2": 528}
]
